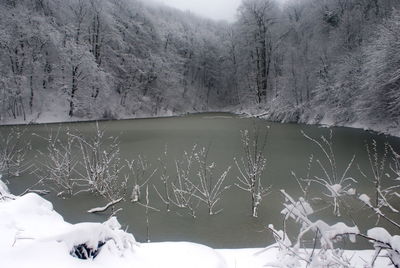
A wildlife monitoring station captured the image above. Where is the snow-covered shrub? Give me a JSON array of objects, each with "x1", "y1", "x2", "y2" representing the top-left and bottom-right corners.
[
  {"x1": 358, "y1": 140, "x2": 396, "y2": 211},
  {"x1": 47, "y1": 217, "x2": 137, "y2": 260},
  {"x1": 270, "y1": 189, "x2": 360, "y2": 268},
  {"x1": 356, "y1": 144, "x2": 400, "y2": 267},
  {"x1": 296, "y1": 130, "x2": 357, "y2": 216},
  {"x1": 72, "y1": 123, "x2": 126, "y2": 206},
  {"x1": 187, "y1": 146, "x2": 231, "y2": 215},
  {"x1": 0, "y1": 127, "x2": 32, "y2": 177},
  {"x1": 169, "y1": 145, "x2": 201, "y2": 218},
  {"x1": 235, "y1": 126, "x2": 271, "y2": 217},
  {"x1": 365, "y1": 228, "x2": 400, "y2": 267},
  {"x1": 154, "y1": 144, "x2": 232, "y2": 217},
  {"x1": 273, "y1": 131, "x2": 400, "y2": 267},
  {"x1": 34, "y1": 127, "x2": 77, "y2": 196}
]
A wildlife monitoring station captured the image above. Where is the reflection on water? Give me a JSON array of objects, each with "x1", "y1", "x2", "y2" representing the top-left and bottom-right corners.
[{"x1": 1, "y1": 113, "x2": 400, "y2": 249}]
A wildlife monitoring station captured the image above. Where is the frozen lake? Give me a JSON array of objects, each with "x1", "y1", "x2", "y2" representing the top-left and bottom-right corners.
[{"x1": 2, "y1": 113, "x2": 400, "y2": 248}]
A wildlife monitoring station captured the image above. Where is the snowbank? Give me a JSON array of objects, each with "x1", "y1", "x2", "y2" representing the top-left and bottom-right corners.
[
  {"x1": 238, "y1": 105, "x2": 400, "y2": 138},
  {"x1": 2, "y1": 104, "x2": 399, "y2": 140},
  {"x1": 0, "y1": 108, "x2": 184, "y2": 126},
  {"x1": 0, "y1": 192, "x2": 228, "y2": 268},
  {"x1": 0, "y1": 190, "x2": 392, "y2": 267}
]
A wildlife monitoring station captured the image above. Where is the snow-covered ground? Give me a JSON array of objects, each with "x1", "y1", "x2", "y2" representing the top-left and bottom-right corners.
[
  {"x1": 3, "y1": 106, "x2": 399, "y2": 141},
  {"x1": 0, "y1": 108, "x2": 181, "y2": 126},
  {"x1": 0, "y1": 182, "x2": 392, "y2": 268},
  {"x1": 238, "y1": 106, "x2": 400, "y2": 138}
]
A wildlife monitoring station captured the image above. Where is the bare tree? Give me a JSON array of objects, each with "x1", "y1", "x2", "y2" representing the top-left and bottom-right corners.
[
  {"x1": 191, "y1": 147, "x2": 231, "y2": 215},
  {"x1": 70, "y1": 0, "x2": 88, "y2": 45},
  {"x1": 88, "y1": 0, "x2": 104, "y2": 65},
  {"x1": 235, "y1": 125, "x2": 271, "y2": 217},
  {"x1": 238, "y1": 0, "x2": 278, "y2": 104}
]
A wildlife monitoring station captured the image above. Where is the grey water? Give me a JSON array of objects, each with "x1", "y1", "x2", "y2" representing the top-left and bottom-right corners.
[{"x1": 2, "y1": 113, "x2": 400, "y2": 249}]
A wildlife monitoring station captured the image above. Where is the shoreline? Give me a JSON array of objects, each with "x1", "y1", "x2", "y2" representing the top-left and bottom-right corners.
[{"x1": 1, "y1": 109, "x2": 398, "y2": 140}]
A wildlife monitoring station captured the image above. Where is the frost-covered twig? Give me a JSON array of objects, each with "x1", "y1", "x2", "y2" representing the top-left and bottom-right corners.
[
  {"x1": 359, "y1": 194, "x2": 400, "y2": 230},
  {"x1": 145, "y1": 186, "x2": 150, "y2": 242},
  {"x1": 126, "y1": 155, "x2": 157, "y2": 203},
  {"x1": 153, "y1": 145, "x2": 171, "y2": 211},
  {"x1": 87, "y1": 198, "x2": 123, "y2": 213}
]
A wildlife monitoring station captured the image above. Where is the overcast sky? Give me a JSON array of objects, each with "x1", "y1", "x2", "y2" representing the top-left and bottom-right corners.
[{"x1": 156, "y1": 0, "x2": 243, "y2": 22}]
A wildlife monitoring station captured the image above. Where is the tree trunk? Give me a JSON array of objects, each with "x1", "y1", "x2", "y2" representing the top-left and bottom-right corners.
[{"x1": 69, "y1": 66, "x2": 79, "y2": 117}]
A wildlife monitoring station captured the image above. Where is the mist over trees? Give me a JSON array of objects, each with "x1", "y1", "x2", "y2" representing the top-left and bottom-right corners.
[{"x1": 1, "y1": 0, "x2": 400, "y2": 131}]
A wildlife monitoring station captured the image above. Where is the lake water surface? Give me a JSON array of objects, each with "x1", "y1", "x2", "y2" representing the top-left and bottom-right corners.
[{"x1": 2, "y1": 113, "x2": 400, "y2": 248}]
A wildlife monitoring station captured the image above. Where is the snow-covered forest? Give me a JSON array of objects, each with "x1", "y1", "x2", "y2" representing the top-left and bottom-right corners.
[
  {"x1": 2, "y1": 0, "x2": 400, "y2": 267},
  {"x1": 1, "y1": 0, "x2": 400, "y2": 134},
  {"x1": 0, "y1": 0, "x2": 234, "y2": 121}
]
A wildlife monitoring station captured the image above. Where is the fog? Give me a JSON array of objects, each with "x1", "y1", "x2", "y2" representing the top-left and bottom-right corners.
[{"x1": 156, "y1": 0, "x2": 242, "y2": 22}]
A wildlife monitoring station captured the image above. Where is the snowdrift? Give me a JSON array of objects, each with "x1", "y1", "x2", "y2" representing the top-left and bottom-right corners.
[{"x1": 0, "y1": 184, "x2": 390, "y2": 268}]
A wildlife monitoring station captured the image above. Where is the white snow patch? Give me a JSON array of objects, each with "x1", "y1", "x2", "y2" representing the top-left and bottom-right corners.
[{"x1": 0, "y1": 193, "x2": 393, "y2": 268}]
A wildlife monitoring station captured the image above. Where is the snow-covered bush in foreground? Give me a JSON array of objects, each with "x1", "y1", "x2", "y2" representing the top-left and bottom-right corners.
[
  {"x1": 0, "y1": 180, "x2": 394, "y2": 268},
  {"x1": 46, "y1": 217, "x2": 137, "y2": 259},
  {"x1": 271, "y1": 190, "x2": 360, "y2": 268},
  {"x1": 271, "y1": 132, "x2": 400, "y2": 268},
  {"x1": 0, "y1": 191, "x2": 231, "y2": 268},
  {"x1": 0, "y1": 193, "x2": 137, "y2": 261}
]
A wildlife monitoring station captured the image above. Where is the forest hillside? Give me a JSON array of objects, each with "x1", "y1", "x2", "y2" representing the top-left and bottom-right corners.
[{"x1": 1, "y1": 0, "x2": 400, "y2": 135}]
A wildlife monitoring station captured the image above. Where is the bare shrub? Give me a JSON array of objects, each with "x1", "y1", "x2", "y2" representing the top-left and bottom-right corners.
[
  {"x1": 299, "y1": 130, "x2": 357, "y2": 216},
  {"x1": 0, "y1": 127, "x2": 32, "y2": 177},
  {"x1": 274, "y1": 131, "x2": 400, "y2": 267},
  {"x1": 155, "y1": 144, "x2": 231, "y2": 217},
  {"x1": 183, "y1": 146, "x2": 231, "y2": 215},
  {"x1": 153, "y1": 145, "x2": 171, "y2": 211},
  {"x1": 235, "y1": 126, "x2": 271, "y2": 217},
  {"x1": 170, "y1": 145, "x2": 199, "y2": 218},
  {"x1": 34, "y1": 127, "x2": 77, "y2": 196},
  {"x1": 358, "y1": 141, "x2": 400, "y2": 214},
  {"x1": 126, "y1": 155, "x2": 157, "y2": 203},
  {"x1": 72, "y1": 123, "x2": 125, "y2": 205}
]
